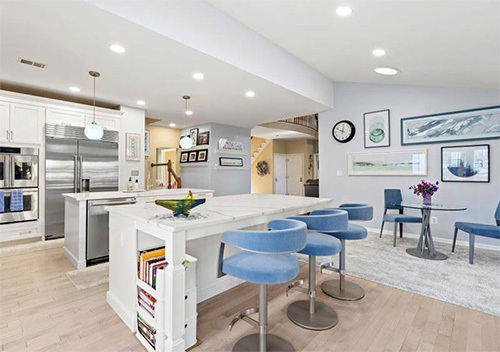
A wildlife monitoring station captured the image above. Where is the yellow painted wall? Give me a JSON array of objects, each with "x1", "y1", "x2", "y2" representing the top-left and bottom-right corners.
[
  {"x1": 144, "y1": 125, "x2": 181, "y2": 187},
  {"x1": 251, "y1": 137, "x2": 274, "y2": 194}
]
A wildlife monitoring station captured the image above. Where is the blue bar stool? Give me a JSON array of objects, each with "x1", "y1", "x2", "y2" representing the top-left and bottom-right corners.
[
  {"x1": 218, "y1": 219, "x2": 307, "y2": 352},
  {"x1": 285, "y1": 209, "x2": 348, "y2": 330},
  {"x1": 318, "y1": 203, "x2": 373, "y2": 301}
]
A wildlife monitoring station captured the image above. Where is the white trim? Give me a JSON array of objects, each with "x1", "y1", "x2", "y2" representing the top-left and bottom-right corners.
[
  {"x1": 367, "y1": 226, "x2": 500, "y2": 251},
  {"x1": 63, "y1": 246, "x2": 86, "y2": 269},
  {"x1": 107, "y1": 291, "x2": 135, "y2": 331},
  {"x1": 215, "y1": 149, "x2": 247, "y2": 156},
  {"x1": 196, "y1": 275, "x2": 244, "y2": 303},
  {"x1": 214, "y1": 165, "x2": 249, "y2": 171}
]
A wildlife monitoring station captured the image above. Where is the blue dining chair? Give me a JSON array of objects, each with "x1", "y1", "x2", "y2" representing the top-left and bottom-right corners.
[
  {"x1": 218, "y1": 219, "x2": 307, "y2": 352},
  {"x1": 380, "y1": 189, "x2": 422, "y2": 247},
  {"x1": 453, "y1": 201, "x2": 500, "y2": 264}
]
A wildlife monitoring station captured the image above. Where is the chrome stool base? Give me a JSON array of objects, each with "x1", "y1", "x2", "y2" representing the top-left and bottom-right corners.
[
  {"x1": 322, "y1": 279, "x2": 365, "y2": 301},
  {"x1": 287, "y1": 300, "x2": 338, "y2": 331},
  {"x1": 233, "y1": 334, "x2": 295, "y2": 352}
]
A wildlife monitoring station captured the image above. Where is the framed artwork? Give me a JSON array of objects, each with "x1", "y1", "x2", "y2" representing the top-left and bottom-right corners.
[
  {"x1": 219, "y1": 157, "x2": 243, "y2": 167},
  {"x1": 180, "y1": 152, "x2": 189, "y2": 163},
  {"x1": 188, "y1": 151, "x2": 197, "y2": 162},
  {"x1": 144, "y1": 130, "x2": 150, "y2": 156},
  {"x1": 198, "y1": 131, "x2": 210, "y2": 145},
  {"x1": 197, "y1": 149, "x2": 208, "y2": 162},
  {"x1": 348, "y1": 149, "x2": 427, "y2": 176},
  {"x1": 218, "y1": 138, "x2": 243, "y2": 151},
  {"x1": 441, "y1": 144, "x2": 490, "y2": 183},
  {"x1": 401, "y1": 106, "x2": 500, "y2": 145},
  {"x1": 125, "y1": 133, "x2": 141, "y2": 161},
  {"x1": 364, "y1": 109, "x2": 390, "y2": 148},
  {"x1": 190, "y1": 128, "x2": 199, "y2": 147}
]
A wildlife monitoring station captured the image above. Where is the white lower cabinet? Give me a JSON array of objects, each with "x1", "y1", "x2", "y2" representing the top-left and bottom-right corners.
[{"x1": 0, "y1": 222, "x2": 40, "y2": 242}]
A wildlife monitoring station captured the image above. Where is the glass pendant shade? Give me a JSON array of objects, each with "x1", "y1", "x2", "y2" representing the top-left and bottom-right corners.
[
  {"x1": 180, "y1": 135, "x2": 193, "y2": 149},
  {"x1": 84, "y1": 122, "x2": 104, "y2": 140}
]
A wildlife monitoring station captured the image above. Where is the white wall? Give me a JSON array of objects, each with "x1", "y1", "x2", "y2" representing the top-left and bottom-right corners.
[
  {"x1": 119, "y1": 106, "x2": 145, "y2": 190},
  {"x1": 319, "y1": 82, "x2": 500, "y2": 247}
]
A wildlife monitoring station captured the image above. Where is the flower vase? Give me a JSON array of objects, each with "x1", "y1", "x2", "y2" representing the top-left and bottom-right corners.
[{"x1": 423, "y1": 194, "x2": 432, "y2": 206}]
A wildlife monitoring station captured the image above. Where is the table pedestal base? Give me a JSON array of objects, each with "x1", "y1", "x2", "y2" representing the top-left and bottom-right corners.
[
  {"x1": 406, "y1": 248, "x2": 448, "y2": 261},
  {"x1": 406, "y1": 208, "x2": 449, "y2": 261}
]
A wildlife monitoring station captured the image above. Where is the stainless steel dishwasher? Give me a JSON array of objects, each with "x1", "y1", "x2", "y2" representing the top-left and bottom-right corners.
[{"x1": 86, "y1": 197, "x2": 136, "y2": 265}]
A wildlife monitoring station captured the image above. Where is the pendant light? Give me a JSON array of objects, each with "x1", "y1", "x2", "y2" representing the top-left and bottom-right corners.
[
  {"x1": 179, "y1": 95, "x2": 194, "y2": 149},
  {"x1": 84, "y1": 71, "x2": 104, "y2": 140}
]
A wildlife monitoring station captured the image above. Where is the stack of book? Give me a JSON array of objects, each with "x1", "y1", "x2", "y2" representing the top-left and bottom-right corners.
[
  {"x1": 137, "y1": 313, "x2": 156, "y2": 348},
  {"x1": 137, "y1": 247, "x2": 167, "y2": 289},
  {"x1": 138, "y1": 288, "x2": 156, "y2": 318}
]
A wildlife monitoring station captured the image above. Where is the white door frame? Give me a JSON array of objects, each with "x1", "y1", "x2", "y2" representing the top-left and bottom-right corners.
[{"x1": 273, "y1": 153, "x2": 304, "y2": 196}]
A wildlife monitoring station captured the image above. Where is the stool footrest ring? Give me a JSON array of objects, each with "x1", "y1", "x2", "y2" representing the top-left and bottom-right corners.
[
  {"x1": 286, "y1": 279, "x2": 307, "y2": 297},
  {"x1": 229, "y1": 307, "x2": 259, "y2": 331}
]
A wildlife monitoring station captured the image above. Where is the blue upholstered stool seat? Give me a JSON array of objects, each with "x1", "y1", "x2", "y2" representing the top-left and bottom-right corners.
[
  {"x1": 299, "y1": 231, "x2": 342, "y2": 256},
  {"x1": 222, "y1": 252, "x2": 299, "y2": 285},
  {"x1": 326, "y1": 223, "x2": 368, "y2": 240},
  {"x1": 384, "y1": 214, "x2": 422, "y2": 223},
  {"x1": 455, "y1": 222, "x2": 500, "y2": 239},
  {"x1": 338, "y1": 203, "x2": 374, "y2": 221}
]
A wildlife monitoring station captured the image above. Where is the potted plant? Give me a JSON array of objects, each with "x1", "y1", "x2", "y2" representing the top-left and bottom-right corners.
[{"x1": 410, "y1": 180, "x2": 439, "y2": 205}]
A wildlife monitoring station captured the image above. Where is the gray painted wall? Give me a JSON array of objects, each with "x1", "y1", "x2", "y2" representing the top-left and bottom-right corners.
[{"x1": 319, "y1": 82, "x2": 500, "y2": 247}]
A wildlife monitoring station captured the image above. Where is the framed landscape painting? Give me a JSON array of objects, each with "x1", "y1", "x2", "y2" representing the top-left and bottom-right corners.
[
  {"x1": 441, "y1": 144, "x2": 489, "y2": 183},
  {"x1": 348, "y1": 149, "x2": 427, "y2": 176},
  {"x1": 401, "y1": 106, "x2": 500, "y2": 145},
  {"x1": 364, "y1": 109, "x2": 390, "y2": 148}
]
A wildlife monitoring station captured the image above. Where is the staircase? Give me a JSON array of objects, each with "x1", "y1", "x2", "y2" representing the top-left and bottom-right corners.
[{"x1": 251, "y1": 139, "x2": 270, "y2": 163}]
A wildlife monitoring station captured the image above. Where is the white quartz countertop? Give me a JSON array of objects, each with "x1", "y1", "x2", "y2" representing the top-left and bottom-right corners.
[
  {"x1": 107, "y1": 193, "x2": 333, "y2": 235},
  {"x1": 62, "y1": 188, "x2": 214, "y2": 201}
]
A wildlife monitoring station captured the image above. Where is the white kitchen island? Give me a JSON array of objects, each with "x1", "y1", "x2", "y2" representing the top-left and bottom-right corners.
[{"x1": 107, "y1": 193, "x2": 333, "y2": 352}]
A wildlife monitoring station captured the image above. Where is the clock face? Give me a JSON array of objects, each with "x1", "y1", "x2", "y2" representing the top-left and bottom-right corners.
[{"x1": 332, "y1": 120, "x2": 355, "y2": 143}]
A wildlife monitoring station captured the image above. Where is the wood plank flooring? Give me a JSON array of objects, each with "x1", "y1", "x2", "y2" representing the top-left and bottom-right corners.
[{"x1": 1, "y1": 243, "x2": 498, "y2": 352}]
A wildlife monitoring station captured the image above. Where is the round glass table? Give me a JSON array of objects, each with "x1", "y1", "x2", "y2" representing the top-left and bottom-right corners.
[{"x1": 399, "y1": 202, "x2": 467, "y2": 260}]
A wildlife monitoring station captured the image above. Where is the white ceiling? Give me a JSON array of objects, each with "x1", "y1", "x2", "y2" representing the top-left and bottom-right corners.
[
  {"x1": 251, "y1": 125, "x2": 316, "y2": 140},
  {"x1": 0, "y1": 0, "x2": 327, "y2": 129},
  {"x1": 209, "y1": 0, "x2": 500, "y2": 90}
]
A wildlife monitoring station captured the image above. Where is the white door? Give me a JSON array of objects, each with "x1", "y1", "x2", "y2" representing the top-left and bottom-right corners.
[
  {"x1": 0, "y1": 101, "x2": 9, "y2": 142},
  {"x1": 287, "y1": 154, "x2": 304, "y2": 196},
  {"x1": 10, "y1": 103, "x2": 43, "y2": 144},
  {"x1": 274, "y1": 153, "x2": 287, "y2": 195}
]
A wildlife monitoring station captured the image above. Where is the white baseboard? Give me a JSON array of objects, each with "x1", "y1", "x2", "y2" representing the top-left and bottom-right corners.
[
  {"x1": 63, "y1": 246, "x2": 87, "y2": 269},
  {"x1": 197, "y1": 275, "x2": 244, "y2": 303},
  {"x1": 107, "y1": 291, "x2": 135, "y2": 332},
  {"x1": 366, "y1": 226, "x2": 500, "y2": 251}
]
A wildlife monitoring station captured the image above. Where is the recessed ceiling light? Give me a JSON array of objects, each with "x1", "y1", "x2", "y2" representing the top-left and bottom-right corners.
[
  {"x1": 169, "y1": 123, "x2": 176, "y2": 127},
  {"x1": 109, "y1": 44, "x2": 125, "y2": 53},
  {"x1": 185, "y1": 110, "x2": 193, "y2": 116},
  {"x1": 136, "y1": 100, "x2": 146, "y2": 105},
  {"x1": 372, "y1": 49, "x2": 386, "y2": 57},
  {"x1": 245, "y1": 91, "x2": 255, "y2": 98},
  {"x1": 192, "y1": 72, "x2": 204, "y2": 80},
  {"x1": 336, "y1": 6, "x2": 353, "y2": 16},
  {"x1": 69, "y1": 86, "x2": 80, "y2": 93},
  {"x1": 374, "y1": 67, "x2": 400, "y2": 75}
]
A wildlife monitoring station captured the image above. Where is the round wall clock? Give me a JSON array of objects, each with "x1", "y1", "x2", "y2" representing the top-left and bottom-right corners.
[{"x1": 332, "y1": 120, "x2": 356, "y2": 143}]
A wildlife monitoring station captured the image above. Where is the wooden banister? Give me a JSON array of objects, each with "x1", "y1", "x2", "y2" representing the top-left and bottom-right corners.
[{"x1": 151, "y1": 160, "x2": 182, "y2": 189}]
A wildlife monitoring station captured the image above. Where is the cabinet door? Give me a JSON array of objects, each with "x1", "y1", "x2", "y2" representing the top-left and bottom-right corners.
[
  {"x1": 84, "y1": 114, "x2": 120, "y2": 131},
  {"x1": 10, "y1": 103, "x2": 44, "y2": 144},
  {"x1": 46, "y1": 109, "x2": 85, "y2": 127},
  {"x1": 0, "y1": 101, "x2": 9, "y2": 142}
]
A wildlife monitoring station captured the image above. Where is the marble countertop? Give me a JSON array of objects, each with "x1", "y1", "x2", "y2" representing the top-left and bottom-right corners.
[{"x1": 62, "y1": 188, "x2": 214, "y2": 201}]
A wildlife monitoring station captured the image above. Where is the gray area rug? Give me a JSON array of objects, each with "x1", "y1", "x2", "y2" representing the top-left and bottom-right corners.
[
  {"x1": 311, "y1": 232, "x2": 500, "y2": 317},
  {"x1": 66, "y1": 262, "x2": 109, "y2": 290}
]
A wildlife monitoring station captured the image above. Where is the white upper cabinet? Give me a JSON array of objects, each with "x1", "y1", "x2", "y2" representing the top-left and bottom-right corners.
[
  {"x1": 84, "y1": 114, "x2": 120, "y2": 131},
  {"x1": 0, "y1": 101, "x2": 9, "y2": 143},
  {"x1": 46, "y1": 109, "x2": 85, "y2": 127},
  {"x1": 9, "y1": 103, "x2": 44, "y2": 144}
]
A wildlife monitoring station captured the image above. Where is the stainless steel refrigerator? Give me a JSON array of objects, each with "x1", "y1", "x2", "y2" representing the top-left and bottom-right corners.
[{"x1": 45, "y1": 124, "x2": 119, "y2": 240}]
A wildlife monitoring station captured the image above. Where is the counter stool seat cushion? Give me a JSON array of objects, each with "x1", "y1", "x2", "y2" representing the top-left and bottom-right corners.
[
  {"x1": 325, "y1": 223, "x2": 368, "y2": 241},
  {"x1": 455, "y1": 222, "x2": 500, "y2": 239},
  {"x1": 383, "y1": 214, "x2": 422, "y2": 223},
  {"x1": 299, "y1": 231, "x2": 342, "y2": 256},
  {"x1": 222, "y1": 252, "x2": 299, "y2": 285}
]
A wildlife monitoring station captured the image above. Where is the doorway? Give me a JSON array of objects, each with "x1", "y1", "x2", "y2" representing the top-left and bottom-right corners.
[{"x1": 274, "y1": 153, "x2": 304, "y2": 196}]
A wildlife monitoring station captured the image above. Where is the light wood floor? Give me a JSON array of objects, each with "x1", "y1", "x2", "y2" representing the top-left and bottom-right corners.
[{"x1": 1, "y1": 244, "x2": 499, "y2": 352}]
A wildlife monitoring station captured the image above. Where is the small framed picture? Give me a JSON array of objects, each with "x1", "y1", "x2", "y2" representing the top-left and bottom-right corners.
[
  {"x1": 197, "y1": 149, "x2": 208, "y2": 162},
  {"x1": 144, "y1": 130, "x2": 150, "y2": 157},
  {"x1": 180, "y1": 152, "x2": 189, "y2": 163},
  {"x1": 198, "y1": 131, "x2": 210, "y2": 145},
  {"x1": 189, "y1": 151, "x2": 197, "y2": 162},
  {"x1": 126, "y1": 133, "x2": 141, "y2": 161},
  {"x1": 364, "y1": 109, "x2": 390, "y2": 148},
  {"x1": 190, "y1": 128, "x2": 199, "y2": 147},
  {"x1": 219, "y1": 157, "x2": 243, "y2": 167},
  {"x1": 441, "y1": 144, "x2": 490, "y2": 183}
]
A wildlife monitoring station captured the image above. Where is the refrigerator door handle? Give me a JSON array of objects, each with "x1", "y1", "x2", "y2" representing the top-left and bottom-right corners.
[
  {"x1": 79, "y1": 156, "x2": 83, "y2": 192},
  {"x1": 73, "y1": 155, "x2": 78, "y2": 193}
]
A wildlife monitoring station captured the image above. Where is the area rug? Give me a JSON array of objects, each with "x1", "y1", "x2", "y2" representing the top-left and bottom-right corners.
[
  {"x1": 66, "y1": 262, "x2": 109, "y2": 290},
  {"x1": 0, "y1": 238, "x2": 63, "y2": 257},
  {"x1": 313, "y1": 232, "x2": 500, "y2": 317}
]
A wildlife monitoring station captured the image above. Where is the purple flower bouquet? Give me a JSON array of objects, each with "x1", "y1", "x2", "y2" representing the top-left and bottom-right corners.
[{"x1": 409, "y1": 180, "x2": 439, "y2": 205}]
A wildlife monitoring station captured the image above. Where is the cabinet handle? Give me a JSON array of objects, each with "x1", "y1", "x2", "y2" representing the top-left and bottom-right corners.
[
  {"x1": 10, "y1": 130, "x2": 13, "y2": 140},
  {"x1": 6, "y1": 130, "x2": 9, "y2": 140}
]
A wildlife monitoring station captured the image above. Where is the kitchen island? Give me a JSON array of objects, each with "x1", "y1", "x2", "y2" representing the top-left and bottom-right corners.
[
  {"x1": 107, "y1": 193, "x2": 333, "y2": 352},
  {"x1": 62, "y1": 188, "x2": 213, "y2": 269}
]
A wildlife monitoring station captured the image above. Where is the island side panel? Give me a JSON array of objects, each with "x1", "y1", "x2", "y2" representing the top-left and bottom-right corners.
[{"x1": 63, "y1": 197, "x2": 86, "y2": 269}]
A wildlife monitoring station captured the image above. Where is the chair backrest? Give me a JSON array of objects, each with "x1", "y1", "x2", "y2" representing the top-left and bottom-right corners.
[
  {"x1": 220, "y1": 219, "x2": 307, "y2": 254},
  {"x1": 495, "y1": 201, "x2": 500, "y2": 226},
  {"x1": 338, "y1": 203, "x2": 374, "y2": 221},
  {"x1": 384, "y1": 189, "x2": 403, "y2": 210},
  {"x1": 288, "y1": 209, "x2": 348, "y2": 233}
]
